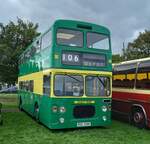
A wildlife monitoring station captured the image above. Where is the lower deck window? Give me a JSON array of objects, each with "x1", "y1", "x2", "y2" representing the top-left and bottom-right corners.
[
  {"x1": 54, "y1": 75, "x2": 83, "y2": 96},
  {"x1": 86, "y1": 76, "x2": 110, "y2": 96},
  {"x1": 43, "y1": 75, "x2": 51, "y2": 96}
]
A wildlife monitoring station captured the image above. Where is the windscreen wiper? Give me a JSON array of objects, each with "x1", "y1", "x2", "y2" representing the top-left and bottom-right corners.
[
  {"x1": 97, "y1": 76, "x2": 105, "y2": 87},
  {"x1": 65, "y1": 74, "x2": 83, "y2": 83}
]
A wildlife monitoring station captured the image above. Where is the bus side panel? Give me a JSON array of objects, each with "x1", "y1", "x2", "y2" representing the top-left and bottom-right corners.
[
  {"x1": 19, "y1": 91, "x2": 40, "y2": 117},
  {"x1": 39, "y1": 96, "x2": 51, "y2": 127},
  {"x1": 112, "y1": 90, "x2": 150, "y2": 127}
]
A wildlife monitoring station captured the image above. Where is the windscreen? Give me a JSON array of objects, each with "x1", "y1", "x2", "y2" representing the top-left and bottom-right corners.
[
  {"x1": 87, "y1": 32, "x2": 109, "y2": 50},
  {"x1": 57, "y1": 29, "x2": 83, "y2": 47}
]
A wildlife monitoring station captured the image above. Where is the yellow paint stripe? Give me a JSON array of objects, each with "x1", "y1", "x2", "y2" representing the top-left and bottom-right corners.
[
  {"x1": 127, "y1": 74, "x2": 135, "y2": 80},
  {"x1": 113, "y1": 74, "x2": 125, "y2": 80},
  {"x1": 137, "y1": 73, "x2": 147, "y2": 80},
  {"x1": 18, "y1": 69, "x2": 112, "y2": 97},
  {"x1": 149, "y1": 73, "x2": 150, "y2": 79}
]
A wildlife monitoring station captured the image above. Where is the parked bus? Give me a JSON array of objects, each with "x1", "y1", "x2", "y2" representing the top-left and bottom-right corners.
[
  {"x1": 112, "y1": 57, "x2": 150, "y2": 128},
  {"x1": 18, "y1": 20, "x2": 112, "y2": 129}
]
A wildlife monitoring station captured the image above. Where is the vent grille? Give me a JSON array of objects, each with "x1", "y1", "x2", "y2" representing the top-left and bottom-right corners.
[
  {"x1": 73, "y1": 105, "x2": 95, "y2": 118},
  {"x1": 77, "y1": 24, "x2": 92, "y2": 30}
]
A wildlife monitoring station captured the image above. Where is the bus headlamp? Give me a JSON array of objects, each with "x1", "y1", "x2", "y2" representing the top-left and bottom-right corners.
[
  {"x1": 102, "y1": 116, "x2": 107, "y2": 121},
  {"x1": 52, "y1": 106, "x2": 58, "y2": 113},
  {"x1": 60, "y1": 106, "x2": 66, "y2": 113},
  {"x1": 59, "y1": 117, "x2": 64, "y2": 123},
  {"x1": 102, "y1": 106, "x2": 107, "y2": 112},
  {"x1": 108, "y1": 105, "x2": 111, "y2": 111}
]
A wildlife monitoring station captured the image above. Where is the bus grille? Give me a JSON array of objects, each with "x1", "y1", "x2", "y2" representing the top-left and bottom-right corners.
[{"x1": 73, "y1": 105, "x2": 95, "y2": 118}]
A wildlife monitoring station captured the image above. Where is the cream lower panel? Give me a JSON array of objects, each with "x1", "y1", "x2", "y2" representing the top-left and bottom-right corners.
[{"x1": 113, "y1": 87, "x2": 150, "y2": 95}]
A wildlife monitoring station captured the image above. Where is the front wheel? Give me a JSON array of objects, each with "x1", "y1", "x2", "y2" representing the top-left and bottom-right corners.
[{"x1": 132, "y1": 109, "x2": 146, "y2": 129}]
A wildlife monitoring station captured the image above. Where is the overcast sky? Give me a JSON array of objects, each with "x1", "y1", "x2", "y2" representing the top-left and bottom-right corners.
[{"x1": 0, "y1": 0, "x2": 150, "y2": 54}]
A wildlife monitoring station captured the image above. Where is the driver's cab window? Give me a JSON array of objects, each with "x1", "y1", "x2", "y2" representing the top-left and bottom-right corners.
[{"x1": 43, "y1": 74, "x2": 51, "y2": 96}]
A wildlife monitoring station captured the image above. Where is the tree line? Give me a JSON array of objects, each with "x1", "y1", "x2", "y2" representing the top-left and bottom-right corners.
[
  {"x1": 0, "y1": 18, "x2": 150, "y2": 84},
  {"x1": 112, "y1": 30, "x2": 150, "y2": 63},
  {"x1": 0, "y1": 18, "x2": 39, "y2": 85}
]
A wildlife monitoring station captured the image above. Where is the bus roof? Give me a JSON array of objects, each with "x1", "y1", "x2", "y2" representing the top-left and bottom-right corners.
[
  {"x1": 19, "y1": 19, "x2": 110, "y2": 59},
  {"x1": 53, "y1": 19, "x2": 110, "y2": 34},
  {"x1": 114, "y1": 57, "x2": 150, "y2": 66}
]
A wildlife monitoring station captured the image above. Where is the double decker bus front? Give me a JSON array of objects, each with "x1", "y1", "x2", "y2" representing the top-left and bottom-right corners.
[
  {"x1": 49, "y1": 69, "x2": 111, "y2": 129},
  {"x1": 49, "y1": 20, "x2": 112, "y2": 129}
]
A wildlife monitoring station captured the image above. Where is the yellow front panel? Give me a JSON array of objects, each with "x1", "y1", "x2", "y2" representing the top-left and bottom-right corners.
[
  {"x1": 51, "y1": 69, "x2": 112, "y2": 98},
  {"x1": 18, "y1": 68, "x2": 112, "y2": 97}
]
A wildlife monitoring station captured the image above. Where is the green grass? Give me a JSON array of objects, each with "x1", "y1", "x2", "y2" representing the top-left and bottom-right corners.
[
  {"x1": 0, "y1": 93, "x2": 150, "y2": 144},
  {"x1": 0, "y1": 113, "x2": 150, "y2": 144},
  {"x1": 0, "y1": 93, "x2": 18, "y2": 109}
]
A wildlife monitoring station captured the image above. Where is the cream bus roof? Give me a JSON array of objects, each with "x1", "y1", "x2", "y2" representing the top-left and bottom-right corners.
[{"x1": 113, "y1": 57, "x2": 150, "y2": 66}]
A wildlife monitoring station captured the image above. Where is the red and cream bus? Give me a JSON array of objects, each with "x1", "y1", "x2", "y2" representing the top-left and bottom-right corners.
[{"x1": 112, "y1": 57, "x2": 150, "y2": 128}]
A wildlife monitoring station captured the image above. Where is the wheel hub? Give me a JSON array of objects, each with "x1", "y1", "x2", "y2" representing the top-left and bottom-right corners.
[{"x1": 134, "y1": 112, "x2": 143, "y2": 123}]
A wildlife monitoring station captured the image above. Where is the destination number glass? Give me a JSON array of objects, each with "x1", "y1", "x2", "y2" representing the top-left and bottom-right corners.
[{"x1": 62, "y1": 51, "x2": 106, "y2": 67}]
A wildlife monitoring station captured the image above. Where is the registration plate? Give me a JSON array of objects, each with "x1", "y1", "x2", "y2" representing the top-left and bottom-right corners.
[{"x1": 77, "y1": 122, "x2": 91, "y2": 127}]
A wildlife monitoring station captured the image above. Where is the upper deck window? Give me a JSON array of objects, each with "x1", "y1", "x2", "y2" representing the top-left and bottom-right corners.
[
  {"x1": 87, "y1": 32, "x2": 109, "y2": 50},
  {"x1": 57, "y1": 29, "x2": 83, "y2": 47}
]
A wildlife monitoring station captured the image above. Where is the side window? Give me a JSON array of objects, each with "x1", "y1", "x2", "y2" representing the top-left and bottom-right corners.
[
  {"x1": 136, "y1": 60, "x2": 150, "y2": 89},
  {"x1": 41, "y1": 30, "x2": 51, "y2": 50},
  {"x1": 29, "y1": 80, "x2": 34, "y2": 92},
  {"x1": 31, "y1": 44, "x2": 36, "y2": 56},
  {"x1": 19, "y1": 81, "x2": 23, "y2": 90},
  {"x1": 26, "y1": 81, "x2": 29, "y2": 91},
  {"x1": 21, "y1": 54, "x2": 24, "y2": 64},
  {"x1": 35, "y1": 40, "x2": 41, "y2": 53},
  {"x1": 25, "y1": 50, "x2": 31, "y2": 60},
  {"x1": 19, "y1": 80, "x2": 34, "y2": 92},
  {"x1": 43, "y1": 75, "x2": 51, "y2": 96},
  {"x1": 113, "y1": 63, "x2": 137, "y2": 88}
]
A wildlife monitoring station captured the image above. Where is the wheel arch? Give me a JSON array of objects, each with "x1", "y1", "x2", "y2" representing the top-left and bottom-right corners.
[
  {"x1": 34, "y1": 101, "x2": 39, "y2": 108},
  {"x1": 131, "y1": 104, "x2": 148, "y2": 126}
]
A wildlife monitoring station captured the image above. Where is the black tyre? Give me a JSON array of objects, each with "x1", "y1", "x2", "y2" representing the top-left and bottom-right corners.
[
  {"x1": 34, "y1": 104, "x2": 39, "y2": 122},
  {"x1": 132, "y1": 108, "x2": 146, "y2": 129}
]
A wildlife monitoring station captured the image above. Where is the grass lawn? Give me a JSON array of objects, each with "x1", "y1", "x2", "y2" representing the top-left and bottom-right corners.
[
  {"x1": 0, "y1": 94, "x2": 150, "y2": 144},
  {"x1": 0, "y1": 93, "x2": 18, "y2": 109}
]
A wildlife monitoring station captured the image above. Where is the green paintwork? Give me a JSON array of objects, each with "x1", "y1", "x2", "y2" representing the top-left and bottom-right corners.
[
  {"x1": 19, "y1": 20, "x2": 112, "y2": 76},
  {"x1": 18, "y1": 20, "x2": 112, "y2": 129},
  {"x1": 18, "y1": 91, "x2": 111, "y2": 129}
]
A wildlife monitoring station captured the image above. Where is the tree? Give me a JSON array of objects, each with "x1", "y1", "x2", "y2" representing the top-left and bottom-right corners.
[
  {"x1": 0, "y1": 18, "x2": 40, "y2": 85},
  {"x1": 112, "y1": 54, "x2": 123, "y2": 63},
  {"x1": 122, "y1": 30, "x2": 150, "y2": 61}
]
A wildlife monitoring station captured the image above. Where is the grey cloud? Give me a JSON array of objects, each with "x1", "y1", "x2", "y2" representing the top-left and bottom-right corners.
[{"x1": 0, "y1": 0, "x2": 150, "y2": 54}]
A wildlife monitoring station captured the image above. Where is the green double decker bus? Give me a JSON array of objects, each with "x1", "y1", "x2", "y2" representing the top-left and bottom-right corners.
[{"x1": 18, "y1": 20, "x2": 112, "y2": 129}]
